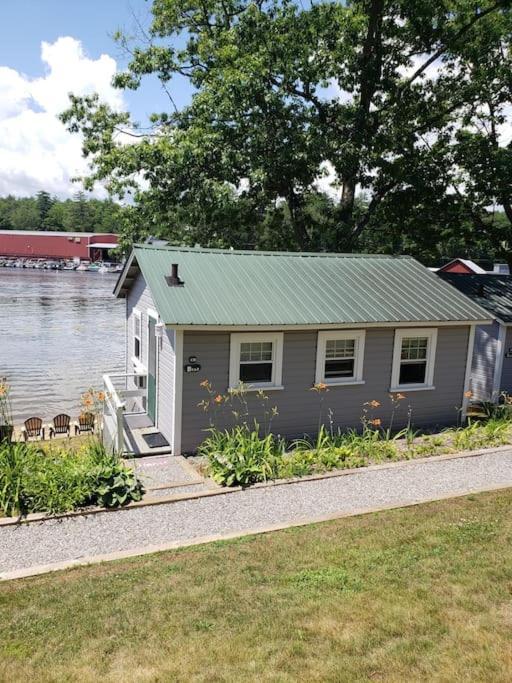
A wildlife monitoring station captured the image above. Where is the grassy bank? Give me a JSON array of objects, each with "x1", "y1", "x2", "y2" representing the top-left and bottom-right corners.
[{"x1": 2, "y1": 489, "x2": 512, "y2": 681}]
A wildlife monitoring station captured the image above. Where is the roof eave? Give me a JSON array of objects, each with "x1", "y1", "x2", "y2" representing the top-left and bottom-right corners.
[
  {"x1": 113, "y1": 250, "x2": 139, "y2": 298},
  {"x1": 165, "y1": 319, "x2": 493, "y2": 331}
]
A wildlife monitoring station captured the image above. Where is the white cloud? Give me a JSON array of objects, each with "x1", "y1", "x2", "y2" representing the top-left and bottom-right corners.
[{"x1": 0, "y1": 36, "x2": 124, "y2": 198}]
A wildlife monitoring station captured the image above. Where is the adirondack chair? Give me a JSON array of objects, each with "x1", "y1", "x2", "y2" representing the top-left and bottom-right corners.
[
  {"x1": 49, "y1": 413, "x2": 71, "y2": 439},
  {"x1": 74, "y1": 412, "x2": 95, "y2": 436},
  {"x1": 21, "y1": 417, "x2": 45, "y2": 441}
]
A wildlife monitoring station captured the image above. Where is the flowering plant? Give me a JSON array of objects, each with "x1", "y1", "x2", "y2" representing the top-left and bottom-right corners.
[{"x1": 0, "y1": 378, "x2": 13, "y2": 428}]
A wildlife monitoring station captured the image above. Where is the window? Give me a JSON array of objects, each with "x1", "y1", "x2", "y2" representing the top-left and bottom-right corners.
[
  {"x1": 229, "y1": 333, "x2": 284, "y2": 390},
  {"x1": 315, "y1": 330, "x2": 366, "y2": 385},
  {"x1": 391, "y1": 328, "x2": 437, "y2": 391},
  {"x1": 133, "y1": 310, "x2": 141, "y2": 360}
]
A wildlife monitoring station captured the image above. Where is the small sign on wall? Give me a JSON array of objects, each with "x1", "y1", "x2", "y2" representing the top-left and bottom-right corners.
[
  {"x1": 505, "y1": 347, "x2": 512, "y2": 358},
  {"x1": 185, "y1": 363, "x2": 201, "y2": 373}
]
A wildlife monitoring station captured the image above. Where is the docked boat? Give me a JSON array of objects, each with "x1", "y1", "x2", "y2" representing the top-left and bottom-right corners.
[{"x1": 87, "y1": 262, "x2": 101, "y2": 272}]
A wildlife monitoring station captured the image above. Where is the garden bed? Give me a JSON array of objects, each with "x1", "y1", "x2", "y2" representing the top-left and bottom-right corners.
[
  {"x1": 199, "y1": 415, "x2": 512, "y2": 488},
  {"x1": 0, "y1": 438, "x2": 144, "y2": 518}
]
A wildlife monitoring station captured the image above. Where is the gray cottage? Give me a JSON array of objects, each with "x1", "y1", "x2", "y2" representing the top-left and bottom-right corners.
[
  {"x1": 439, "y1": 273, "x2": 512, "y2": 403},
  {"x1": 106, "y1": 245, "x2": 490, "y2": 455}
]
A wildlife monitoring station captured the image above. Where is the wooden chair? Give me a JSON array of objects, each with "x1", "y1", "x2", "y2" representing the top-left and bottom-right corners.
[
  {"x1": 22, "y1": 417, "x2": 45, "y2": 441},
  {"x1": 74, "y1": 412, "x2": 95, "y2": 436},
  {"x1": 49, "y1": 413, "x2": 71, "y2": 439}
]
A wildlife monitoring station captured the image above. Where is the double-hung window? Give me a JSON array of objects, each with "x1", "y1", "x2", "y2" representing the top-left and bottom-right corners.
[
  {"x1": 391, "y1": 328, "x2": 437, "y2": 391},
  {"x1": 315, "y1": 330, "x2": 366, "y2": 385},
  {"x1": 229, "y1": 333, "x2": 284, "y2": 390},
  {"x1": 133, "y1": 310, "x2": 142, "y2": 361}
]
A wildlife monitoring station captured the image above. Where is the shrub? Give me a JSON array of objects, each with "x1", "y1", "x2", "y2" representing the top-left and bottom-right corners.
[
  {"x1": 199, "y1": 425, "x2": 285, "y2": 486},
  {"x1": 0, "y1": 439, "x2": 143, "y2": 517}
]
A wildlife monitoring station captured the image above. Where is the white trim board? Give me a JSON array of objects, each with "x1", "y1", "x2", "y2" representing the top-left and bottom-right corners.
[
  {"x1": 390, "y1": 328, "x2": 438, "y2": 392},
  {"x1": 492, "y1": 323, "x2": 507, "y2": 402},
  {"x1": 315, "y1": 329, "x2": 366, "y2": 386},
  {"x1": 172, "y1": 329, "x2": 184, "y2": 455},
  {"x1": 168, "y1": 320, "x2": 492, "y2": 332},
  {"x1": 462, "y1": 325, "x2": 477, "y2": 419},
  {"x1": 229, "y1": 331, "x2": 284, "y2": 390}
]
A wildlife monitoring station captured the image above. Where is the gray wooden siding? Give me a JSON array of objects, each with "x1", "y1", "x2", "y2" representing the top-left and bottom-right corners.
[
  {"x1": 180, "y1": 326, "x2": 470, "y2": 453},
  {"x1": 470, "y1": 322, "x2": 500, "y2": 401},
  {"x1": 126, "y1": 273, "x2": 175, "y2": 444},
  {"x1": 499, "y1": 327, "x2": 512, "y2": 396}
]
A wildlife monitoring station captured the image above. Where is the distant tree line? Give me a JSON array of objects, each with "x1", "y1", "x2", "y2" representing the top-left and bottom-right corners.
[{"x1": 0, "y1": 191, "x2": 121, "y2": 233}]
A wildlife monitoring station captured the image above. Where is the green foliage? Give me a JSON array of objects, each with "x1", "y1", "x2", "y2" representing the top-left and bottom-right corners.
[
  {"x1": 0, "y1": 439, "x2": 143, "y2": 517},
  {"x1": 60, "y1": 0, "x2": 512, "y2": 262},
  {"x1": 199, "y1": 416, "x2": 512, "y2": 488},
  {"x1": 0, "y1": 192, "x2": 123, "y2": 235},
  {"x1": 199, "y1": 425, "x2": 285, "y2": 486}
]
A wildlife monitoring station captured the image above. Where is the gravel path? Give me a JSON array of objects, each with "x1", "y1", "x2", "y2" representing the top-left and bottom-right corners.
[{"x1": 2, "y1": 449, "x2": 512, "y2": 575}]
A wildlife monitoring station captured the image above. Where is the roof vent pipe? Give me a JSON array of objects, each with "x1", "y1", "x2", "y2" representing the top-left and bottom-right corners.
[{"x1": 165, "y1": 263, "x2": 184, "y2": 287}]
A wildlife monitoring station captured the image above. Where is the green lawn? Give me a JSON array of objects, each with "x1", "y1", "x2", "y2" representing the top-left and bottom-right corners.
[{"x1": 1, "y1": 491, "x2": 512, "y2": 682}]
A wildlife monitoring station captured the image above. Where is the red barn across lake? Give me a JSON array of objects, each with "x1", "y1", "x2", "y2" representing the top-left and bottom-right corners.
[{"x1": 0, "y1": 230, "x2": 118, "y2": 261}]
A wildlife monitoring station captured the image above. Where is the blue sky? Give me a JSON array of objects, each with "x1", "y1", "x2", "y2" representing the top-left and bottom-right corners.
[
  {"x1": 0, "y1": 0, "x2": 192, "y2": 123},
  {"x1": 0, "y1": 0, "x2": 196, "y2": 197}
]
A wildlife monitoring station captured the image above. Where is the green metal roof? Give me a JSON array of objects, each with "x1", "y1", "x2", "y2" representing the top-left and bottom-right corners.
[
  {"x1": 439, "y1": 273, "x2": 512, "y2": 323},
  {"x1": 116, "y1": 245, "x2": 492, "y2": 327}
]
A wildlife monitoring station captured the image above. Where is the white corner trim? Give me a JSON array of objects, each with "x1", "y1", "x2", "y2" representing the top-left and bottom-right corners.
[
  {"x1": 172, "y1": 329, "x2": 184, "y2": 456},
  {"x1": 229, "y1": 331, "x2": 284, "y2": 390},
  {"x1": 390, "y1": 327, "x2": 438, "y2": 392},
  {"x1": 315, "y1": 329, "x2": 366, "y2": 385},
  {"x1": 492, "y1": 323, "x2": 507, "y2": 402},
  {"x1": 462, "y1": 324, "x2": 476, "y2": 419},
  {"x1": 147, "y1": 308, "x2": 160, "y2": 427}
]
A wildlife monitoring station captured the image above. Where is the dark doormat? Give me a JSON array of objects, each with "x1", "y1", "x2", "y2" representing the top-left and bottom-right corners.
[{"x1": 142, "y1": 432, "x2": 170, "y2": 449}]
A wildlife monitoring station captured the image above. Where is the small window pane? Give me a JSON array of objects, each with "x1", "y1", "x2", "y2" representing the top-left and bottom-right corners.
[
  {"x1": 325, "y1": 358, "x2": 355, "y2": 378},
  {"x1": 134, "y1": 337, "x2": 141, "y2": 359},
  {"x1": 240, "y1": 362, "x2": 273, "y2": 383},
  {"x1": 240, "y1": 342, "x2": 273, "y2": 362},
  {"x1": 326, "y1": 339, "x2": 355, "y2": 359},
  {"x1": 134, "y1": 314, "x2": 141, "y2": 339},
  {"x1": 399, "y1": 361, "x2": 426, "y2": 384},
  {"x1": 401, "y1": 337, "x2": 428, "y2": 361}
]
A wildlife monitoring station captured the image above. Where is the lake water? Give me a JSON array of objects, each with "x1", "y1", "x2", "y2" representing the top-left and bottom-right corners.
[{"x1": 0, "y1": 269, "x2": 125, "y2": 424}]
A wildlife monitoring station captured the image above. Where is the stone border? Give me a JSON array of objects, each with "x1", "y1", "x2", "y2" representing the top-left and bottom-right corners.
[
  {"x1": 1, "y1": 443, "x2": 511, "y2": 528},
  {"x1": 2, "y1": 481, "x2": 511, "y2": 582}
]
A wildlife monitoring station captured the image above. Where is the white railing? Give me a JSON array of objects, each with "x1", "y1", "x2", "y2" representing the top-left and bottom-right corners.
[{"x1": 102, "y1": 372, "x2": 146, "y2": 453}]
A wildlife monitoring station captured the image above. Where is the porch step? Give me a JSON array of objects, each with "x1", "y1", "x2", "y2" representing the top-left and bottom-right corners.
[{"x1": 144, "y1": 481, "x2": 213, "y2": 499}]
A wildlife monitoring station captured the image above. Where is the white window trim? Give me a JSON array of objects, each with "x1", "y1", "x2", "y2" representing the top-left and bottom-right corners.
[
  {"x1": 132, "y1": 308, "x2": 142, "y2": 364},
  {"x1": 390, "y1": 327, "x2": 437, "y2": 392},
  {"x1": 229, "y1": 332, "x2": 284, "y2": 391},
  {"x1": 315, "y1": 330, "x2": 366, "y2": 386}
]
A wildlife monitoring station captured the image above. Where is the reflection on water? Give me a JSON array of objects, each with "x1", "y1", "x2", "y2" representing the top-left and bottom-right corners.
[{"x1": 0, "y1": 269, "x2": 125, "y2": 424}]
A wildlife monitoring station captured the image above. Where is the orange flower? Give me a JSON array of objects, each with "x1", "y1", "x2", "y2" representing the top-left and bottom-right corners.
[
  {"x1": 214, "y1": 394, "x2": 223, "y2": 404},
  {"x1": 311, "y1": 382, "x2": 328, "y2": 392},
  {"x1": 370, "y1": 418, "x2": 382, "y2": 427},
  {"x1": 200, "y1": 379, "x2": 210, "y2": 388},
  {"x1": 464, "y1": 390, "x2": 473, "y2": 399},
  {"x1": 97, "y1": 391, "x2": 106, "y2": 402},
  {"x1": 396, "y1": 393, "x2": 406, "y2": 400},
  {"x1": 369, "y1": 400, "x2": 380, "y2": 408},
  {"x1": 83, "y1": 397, "x2": 93, "y2": 407}
]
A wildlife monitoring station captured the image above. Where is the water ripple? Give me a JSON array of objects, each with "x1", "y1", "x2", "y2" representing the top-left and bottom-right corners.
[{"x1": 0, "y1": 269, "x2": 126, "y2": 423}]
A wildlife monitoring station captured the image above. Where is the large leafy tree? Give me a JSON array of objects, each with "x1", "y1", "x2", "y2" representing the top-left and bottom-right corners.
[{"x1": 61, "y1": 0, "x2": 512, "y2": 253}]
